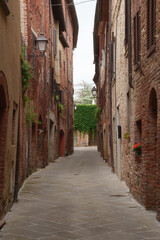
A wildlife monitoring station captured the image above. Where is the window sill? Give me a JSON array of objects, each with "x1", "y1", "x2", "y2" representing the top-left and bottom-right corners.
[
  {"x1": 0, "y1": 0, "x2": 10, "y2": 15},
  {"x1": 147, "y1": 45, "x2": 156, "y2": 58}
]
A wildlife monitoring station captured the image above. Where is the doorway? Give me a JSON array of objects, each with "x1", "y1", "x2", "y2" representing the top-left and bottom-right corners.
[
  {"x1": 59, "y1": 129, "x2": 65, "y2": 156},
  {"x1": 48, "y1": 120, "x2": 54, "y2": 162},
  {"x1": 0, "y1": 72, "x2": 9, "y2": 214},
  {"x1": 116, "y1": 107, "x2": 121, "y2": 178},
  {"x1": 146, "y1": 88, "x2": 157, "y2": 209}
]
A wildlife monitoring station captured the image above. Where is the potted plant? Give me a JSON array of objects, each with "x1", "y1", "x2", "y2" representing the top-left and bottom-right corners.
[
  {"x1": 133, "y1": 142, "x2": 142, "y2": 155},
  {"x1": 133, "y1": 142, "x2": 142, "y2": 163}
]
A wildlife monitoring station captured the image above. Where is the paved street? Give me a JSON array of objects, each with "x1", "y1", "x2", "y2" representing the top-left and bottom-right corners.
[{"x1": 0, "y1": 147, "x2": 160, "y2": 240}]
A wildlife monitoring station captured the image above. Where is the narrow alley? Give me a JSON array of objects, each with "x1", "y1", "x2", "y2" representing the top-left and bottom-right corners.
[{"x1": 0, "y1": 147, "x2": 160, "y2": 240}]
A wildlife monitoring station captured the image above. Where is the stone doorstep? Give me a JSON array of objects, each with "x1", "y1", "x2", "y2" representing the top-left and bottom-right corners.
[{"x1": 0, "y1": 220, "x2": 6, "y2": 230}]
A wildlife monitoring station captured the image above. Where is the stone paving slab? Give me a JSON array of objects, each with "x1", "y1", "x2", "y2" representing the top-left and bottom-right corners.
[{"x1": 0, "y1": 146, "x2": 160, "y2": 240}]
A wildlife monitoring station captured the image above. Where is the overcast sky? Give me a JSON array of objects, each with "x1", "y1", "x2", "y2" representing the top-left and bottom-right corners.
[{"x1": 73, "y1": 0, "x2": 96, "y2": 88}]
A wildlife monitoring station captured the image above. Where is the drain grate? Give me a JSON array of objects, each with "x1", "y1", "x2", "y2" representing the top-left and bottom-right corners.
[{"x1": 110, "y1": 194, "x2": 127, "y2": 198}]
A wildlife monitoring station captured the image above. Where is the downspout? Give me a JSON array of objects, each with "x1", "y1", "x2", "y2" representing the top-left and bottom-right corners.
[
  {"x1": 104, "y1": 24, "x2": 108, "y2": 101},
  {"x1": 103, "y1": 23, "x2": 108, "y2": 160},
  {"x1": 14, "y1": 88, "x2": 20, "y2": 202},
  {"x1": 66, "y1": 5, "x2": 70, "y2": 155},
  {"x1": 108, "y1": 0, "x2": 114, "y2": 171},
  {"x1": 49, "y1": 0, "x2": 53, "y2": 104},
  {"x1": 128, "y1": 0, "x2": 133, "y2": 88}
]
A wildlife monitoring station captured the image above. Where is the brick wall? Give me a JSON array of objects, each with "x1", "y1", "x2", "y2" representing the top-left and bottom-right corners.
[
  {"x1": 129, "y1": 0, "x2": 160, "y2": 220},
  {"x1": 94, "y1": 0, "x2": 160, "y2": 221},
  {"x1": 75, "y1": 130, "x2": 89, "y2": 147}
]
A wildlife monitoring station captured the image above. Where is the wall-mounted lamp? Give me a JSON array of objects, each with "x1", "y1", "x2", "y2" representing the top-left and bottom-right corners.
[
  {"x1": 36, "y1": 33, "x2": 48, "y2": 54},
  {"x1": 73, "y1": 103, "x2": 77, "y2": 110},
  {"x1": 91, "y1": 86, "x2": 97, "y2": 98}
]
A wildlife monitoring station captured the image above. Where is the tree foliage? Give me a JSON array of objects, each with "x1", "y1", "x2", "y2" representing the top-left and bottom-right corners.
[
  {"x1": 74, "y1": 81, "x2": 95, "y2": 105},
  {"x1": 74, "y1": 105, "x2": 97, "y2": 135}
]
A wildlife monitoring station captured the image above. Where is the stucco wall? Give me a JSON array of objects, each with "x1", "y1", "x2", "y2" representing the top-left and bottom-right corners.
[{"x1": 0, "y1": 0, "x2": 21, "y2": 217}]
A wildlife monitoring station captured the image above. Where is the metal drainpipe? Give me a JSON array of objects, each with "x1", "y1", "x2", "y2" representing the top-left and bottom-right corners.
[
  {"x1": 128, "y1": 0, "x2": 133, "y2": 89},
  {"x1": 108, "y1": 0, "x2": 114, "y2": 171},
  {"x1": 104, "y1": 24, "x2": 108, "y2": 102},
  {"x1": 66, "y1": 5, "x2": 70, "y2": 155},
  {"x1": 49, "y1": 0, "x2": 53, "y2": 104},
  {"x1": 14, "y1": 95, "x2": 20, "y2": 201}
]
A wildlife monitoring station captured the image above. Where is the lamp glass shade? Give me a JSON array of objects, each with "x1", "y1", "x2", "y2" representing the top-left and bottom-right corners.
[{"x1": 37, "y1": 34, "x2": 48, "y2": 53}]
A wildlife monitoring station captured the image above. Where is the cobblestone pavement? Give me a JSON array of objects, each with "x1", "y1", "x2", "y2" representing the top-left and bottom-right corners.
[{"x1": 0, "y1": 147, "x2": 160, "y2": 240}]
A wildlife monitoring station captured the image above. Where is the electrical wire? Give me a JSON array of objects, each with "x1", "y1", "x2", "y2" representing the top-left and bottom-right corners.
[{"x1": 52, "y1": 0, "x2": 96, "y2": 7}]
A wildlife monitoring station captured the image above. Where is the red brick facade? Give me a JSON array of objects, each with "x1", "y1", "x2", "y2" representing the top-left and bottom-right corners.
[
  {"x1": 129, "y1": 0, "x2": 160, "y2": 220},
  {"x1": 0, "y1": 0, "x2": 78, "y2": 219},
  {"x1": 93, "y1": 0, "x2": 160, "y2": 221}
]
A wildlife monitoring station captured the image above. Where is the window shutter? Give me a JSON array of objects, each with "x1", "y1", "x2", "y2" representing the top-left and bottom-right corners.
[
  {"x1": 147, "y1": 0, "x2": 151, "y2": 50},
  {"x1": 133, "y1": 16, "x2": 137, "y2": 64},
  {"x1": 137, "y1": 11, "x2": 141, "y2": 62},
  {"x1": 112, "y1": 39, "x2": 116, "y2": 79},
  {"x1": 133, "y1": 10, "x2": 141, "y2": 65},
  {"x1": 53, "y1": 28, "x2": 57, "y2": 57},
  {"x1": 111, "y1": 37, "x2": 113, "y2": 79},
  {"x1": 125, "y1": 0, "x2": 128, "y2": 45},
  {"x1": 59, "y1": 50, "x2": 61, "y2": 68},
  {"x1": 147, "y1": 0, "x2": 156, "y2": 50},
  {"x1": 51, "y1": 68, "x2": 54, "y2": 95},
  {"x1": 151, "y1": 0, "x2": 156, "y2": 46},
  {"x1": 32, "y1": 33, "x2": 37, "y2": 76}
]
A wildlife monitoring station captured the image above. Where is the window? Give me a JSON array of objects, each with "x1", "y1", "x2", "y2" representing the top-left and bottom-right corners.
[
  {"x1": 127, "y1": 92, "x2": 130, "y2": 134},
  {"x1": 60, "y1": 90, "x2": 64, "y2": 105},
  {"x1": 10, "y1": 166, "x2": 13, "y2": 194},
  {"x1": 32, "y1": 33, "x2": 37, "y2": 76},
  {"x1": 135, "y1": 120, "x2": 142, "y2": 143},
  {"x1": 53, "y1": 28, "x2": 57, "y2": 57},
  {"x1": 125, "y1": 0, "x2": 129, "y2": 45},
  {"x1": 133, "y1": 10, "x2": 141, "y2": 65},
  {"x1": 147, "y1": 0, "x2": 156, "y2": 52}
]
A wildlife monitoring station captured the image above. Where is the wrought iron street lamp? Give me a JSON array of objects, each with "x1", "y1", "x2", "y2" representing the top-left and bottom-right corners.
[
  {"x1": 73, "y1": 103, "x2": 77, "y2": 110},
  {"x1": 91, "y1": 86, "x2": 97, "y2": 98},
  {"x1": 36, "y1": 33, "x2": 48, "y2": 54}
]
